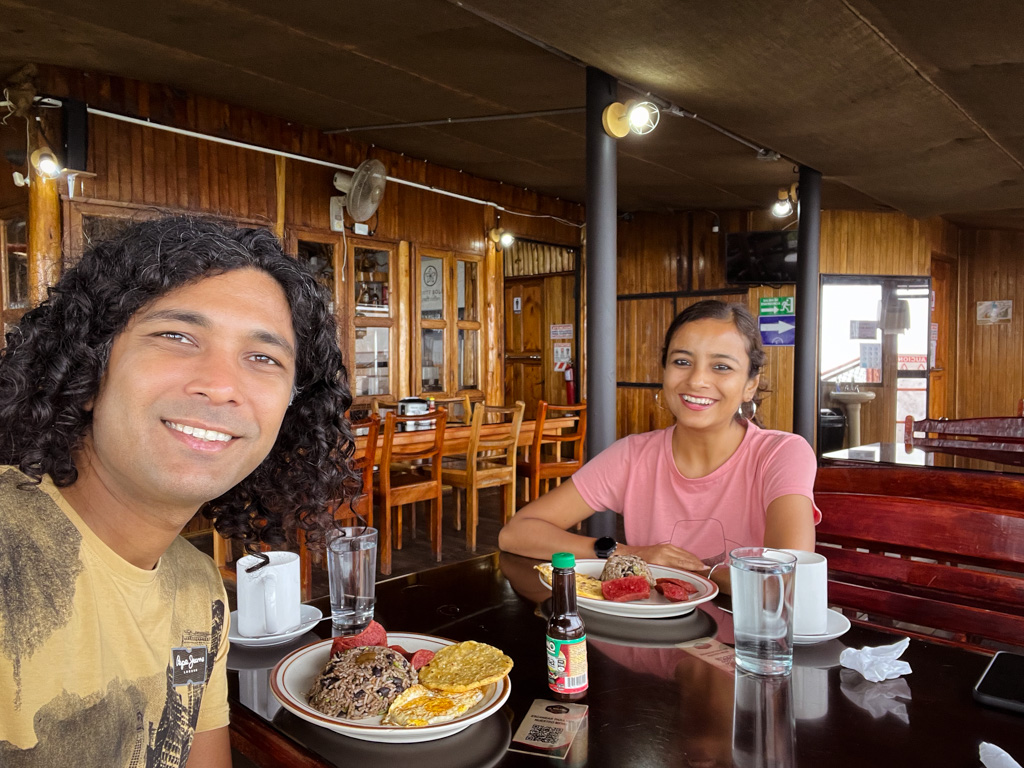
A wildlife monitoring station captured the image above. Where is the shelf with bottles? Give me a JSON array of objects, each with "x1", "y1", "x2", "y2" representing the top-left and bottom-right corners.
[{"x1": 355, "y1": 280, "x2": 389, "y2": 315}]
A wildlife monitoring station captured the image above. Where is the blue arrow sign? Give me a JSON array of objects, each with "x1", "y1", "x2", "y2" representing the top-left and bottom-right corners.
[{"x1": 759, "y1": 315, "x2": 796, "y2": 346}]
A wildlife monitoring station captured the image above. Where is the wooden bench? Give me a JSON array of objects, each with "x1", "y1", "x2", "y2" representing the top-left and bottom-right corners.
[
  {"x1": 814, "y1": 464, "x2": 1024, "y2": 651},
  {"x1": 904, "y1": 412, "x2": 1024, "y2": 467}
]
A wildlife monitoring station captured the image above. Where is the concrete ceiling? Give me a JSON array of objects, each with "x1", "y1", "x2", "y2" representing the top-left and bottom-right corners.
[{"x1": 2, "y1": 0, "x2": 1022, "y2": 227}]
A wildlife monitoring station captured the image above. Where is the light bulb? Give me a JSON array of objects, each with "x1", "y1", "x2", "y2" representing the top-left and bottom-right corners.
[
  {"x1": 31, "y1": 148, "x2": 61, "y2": 179},
  {"x1": 499, "y1": 231, "x2": 515, "y2": 248},
  {"x1": 772, "y1": 199, "x2": 793, "y2": 217},
  {"x1": 629, "y1": 105, "x2": 650, "y2": 128}
]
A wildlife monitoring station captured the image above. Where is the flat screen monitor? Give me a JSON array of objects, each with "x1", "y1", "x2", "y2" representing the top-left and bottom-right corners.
[{"x1": 726, "y1": 230, "x2": 798, "y2": 285}]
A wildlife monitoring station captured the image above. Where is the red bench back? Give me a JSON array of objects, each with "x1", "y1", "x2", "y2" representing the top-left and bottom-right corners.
[{"x1": 815, "y1": 464, "x2": 1024, "y2": 651}]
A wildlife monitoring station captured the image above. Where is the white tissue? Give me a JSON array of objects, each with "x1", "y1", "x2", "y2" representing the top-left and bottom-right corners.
[
  {"x1": 839, "y1": 669, "x2": 911, "y2": 723},
  {"x1": 981, "y1": 743, "x2": 1023, "y2": 768},
  {"x1": 839, "y1": 637, "x2": 912, "y2": 682}
]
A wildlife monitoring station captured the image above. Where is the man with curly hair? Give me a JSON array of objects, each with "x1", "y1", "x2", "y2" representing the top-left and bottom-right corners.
[{"x1": 0, "y1": 216, "x2": 358, "y2": 767}]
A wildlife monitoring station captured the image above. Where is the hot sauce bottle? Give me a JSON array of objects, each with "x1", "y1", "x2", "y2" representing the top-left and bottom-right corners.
[{"x1": 546, "y1": 552, "x2": 588, "y2": 700}]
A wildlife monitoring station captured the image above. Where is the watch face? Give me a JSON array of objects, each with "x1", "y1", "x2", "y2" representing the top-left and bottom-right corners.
[{"x1": 595, "y1": 537, "x2": 617, "y2": 558}]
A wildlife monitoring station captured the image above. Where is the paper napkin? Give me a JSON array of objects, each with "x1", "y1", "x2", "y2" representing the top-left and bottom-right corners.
[
  {"x1": 839, "y1": 637, "x2": 912, "y2": 682},
  {"x1": 981, "y1": 742, "x2": 1023, "y2": 768}
]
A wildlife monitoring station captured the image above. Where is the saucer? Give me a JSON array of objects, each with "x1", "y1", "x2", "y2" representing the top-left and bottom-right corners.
[
  {"x1": 793, "y1": 608, "x2": 851, "y2": 645},
  {"x1": 230, "y1": 604, "x2": 323, "y2": 648}
]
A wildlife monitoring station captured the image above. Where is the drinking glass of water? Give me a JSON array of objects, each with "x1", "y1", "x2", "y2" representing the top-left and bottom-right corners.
[
  {"x1": 327, "y1": 527, "x2": 378, "y2": 634},
  {"x1": 729, "y1": 547, "x2": 796, "y2": 676}
]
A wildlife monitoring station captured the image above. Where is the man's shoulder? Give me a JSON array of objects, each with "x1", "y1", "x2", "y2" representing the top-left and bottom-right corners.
[
  {"x1": 164, "y1": 535, "x2": 223, "y2": 588},
  {"x1": 0, "y1": 466, "x2": 69, "y2": 528}
]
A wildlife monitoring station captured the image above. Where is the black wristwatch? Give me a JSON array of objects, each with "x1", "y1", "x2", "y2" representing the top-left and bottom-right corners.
[{"x1": 594, "y1": 536, "x2": 618, "y2": 559}]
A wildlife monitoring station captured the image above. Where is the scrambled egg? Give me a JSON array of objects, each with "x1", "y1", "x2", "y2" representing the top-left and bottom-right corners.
[{"x1": 382, "y1": 684, "x2": 484, "y2": 726}]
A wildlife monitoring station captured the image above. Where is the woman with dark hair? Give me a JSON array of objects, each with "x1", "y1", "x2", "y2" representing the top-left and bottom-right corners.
[{"x1": 499, "y1": 299, "x2": 818, "y2": 581}]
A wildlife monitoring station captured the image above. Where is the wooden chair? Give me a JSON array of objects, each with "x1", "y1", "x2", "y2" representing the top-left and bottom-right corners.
[
  {"x1": 296, "y1": 414, "x2": 380, "y2": 598},
  {"x1": 815, "y1": 464, "x2": 1024, "y2": 652},
  {"x1": 377, "y1": 409, "x2": 447, "y2": 575},
  {"x1": 441, "y1": 401, "x2": 525, "y2": 551},
  {"x1": 432, "y1": 394, "x2": 473, "y2": 425},
  {"x1": 904, "y1": 413, "x2": 1024, "y2": 466},
  {"x1": 517, "y1": 400, "x2": 587, "y2": 504}
]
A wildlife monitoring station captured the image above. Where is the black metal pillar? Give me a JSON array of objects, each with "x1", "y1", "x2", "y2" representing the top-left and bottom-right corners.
[
  {"x1": 793, "y1": 165, "x2": 822, "y2": 447},
  {"x1": 585, "y1": 67, "x2": 618, "y2": 539}
]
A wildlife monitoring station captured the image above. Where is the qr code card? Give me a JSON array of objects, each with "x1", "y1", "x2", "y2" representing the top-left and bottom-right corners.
[{"x1": 510, "y1": 699, "x2": 589, "y2": 759}]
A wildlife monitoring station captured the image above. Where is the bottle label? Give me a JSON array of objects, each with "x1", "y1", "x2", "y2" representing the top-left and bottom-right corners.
[{"x1": 546, "y1": 634, "x2": 588, "y2": 694}]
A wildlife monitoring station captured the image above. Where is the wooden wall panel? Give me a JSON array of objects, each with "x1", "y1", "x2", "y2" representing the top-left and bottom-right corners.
[
  {"x1": 958, "y1": 229, "x2": 1024, "y2": 419},
  {"x1": 30, "y1": 65, "x2": 584, "y2": 416},
  {"x1": 541, "y1": 275, "x2": 577, "y2": 407}
]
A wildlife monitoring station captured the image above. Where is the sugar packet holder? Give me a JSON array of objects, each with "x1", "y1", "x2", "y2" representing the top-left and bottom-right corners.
[{"x1": 839, "y1": 637, "x2": 912, "y2": 682}]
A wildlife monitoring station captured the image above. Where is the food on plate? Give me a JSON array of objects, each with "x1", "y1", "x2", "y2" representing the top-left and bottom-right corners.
[
  {"x1": 417, "y1": 640, "x2": 514, "y2": 693},
  {"x1": 600, "y1": 554, "x2": 656, "y2": 586},
  {"x1": 601, "y1": 575, "x2": 652, "y2": 602},
  {"x1": 535, "y1": 563, "x2": 606, "y2": 600},
  {"x1": 381, "y1": 684, "x2": 484, "y2": 726},
  {"x1": 307, "y1": 645, "x2": 416, "y2": 718},
  {"x1": 655, "y1": 576, "x2": 699, "y2": 602},
  {"x1": 410, "y1": 649, "x2": 435, "y2": 670},
  {"x1": 330, "y1": 620, "x2": 388, "y2": 655}
]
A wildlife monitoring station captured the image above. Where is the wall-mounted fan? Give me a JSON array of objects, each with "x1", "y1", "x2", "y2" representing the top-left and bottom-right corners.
[{"x1": 331, "y1": 158, "x2": 387, "y2": 232}]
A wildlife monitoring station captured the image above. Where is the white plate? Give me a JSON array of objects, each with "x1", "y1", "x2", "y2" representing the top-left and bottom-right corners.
[
  {"x1": 793, "y1": 609, "x2": 851, "y2": 646},
  {"x1": 229, "y1": 605, "x2": 323, "y2": 648},
  {"x1": 270, "y1": 633, "x2": 512, "y2": 743},
  {"x1": 538, "y1": 559, "x2": 719, "y2": 618}
]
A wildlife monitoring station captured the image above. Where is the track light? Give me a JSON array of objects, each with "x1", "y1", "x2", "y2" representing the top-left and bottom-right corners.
[
  {"x1": 30, "y1": 146, "x2": 61, "y2": 179},
  {"x1": 489, "y1": 227, "x2": 515, "y2": 249},
  {"x1": 771, "y1": 183, "x2": 799, "y2": 218},
  {"x1": 602, "y1": 100, "x2": 660, "y2": 139},
  {"x1": 771, "y1": 189, "x2": 793, "y2": 218}
]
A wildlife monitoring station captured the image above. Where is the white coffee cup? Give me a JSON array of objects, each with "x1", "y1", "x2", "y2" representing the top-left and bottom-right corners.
[
  {"x1": 236, "y1": 551, "x2": 301, "y2": 637},
  {"x1": 781, "y1": 549, "x2": 828, "y2": 636}
]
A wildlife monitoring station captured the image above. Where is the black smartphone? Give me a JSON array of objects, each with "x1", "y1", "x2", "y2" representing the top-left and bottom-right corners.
[{"x1": 973, "y1": 651, "x2": 1024, "y2": 715}]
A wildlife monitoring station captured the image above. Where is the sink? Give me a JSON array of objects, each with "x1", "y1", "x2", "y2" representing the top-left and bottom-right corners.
[
  {"x1": 831, "y1": 391, "x2": 876, "y2": 405},
  {"x1": 830, "y1": 391, "x2": 876, "y2": 447}
]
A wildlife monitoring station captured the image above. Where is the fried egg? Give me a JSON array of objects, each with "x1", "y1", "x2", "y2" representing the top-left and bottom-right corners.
[
  {"x1": 381, "y1": 684, "x2": 484, "y2": 726},
  {"x1": 535, "y1": 563, "x2": 606, "y2": 600}
]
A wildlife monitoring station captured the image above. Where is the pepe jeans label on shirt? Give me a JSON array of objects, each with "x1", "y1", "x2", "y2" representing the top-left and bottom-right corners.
[
  {"x1": 546, "y1": 635, "x2": 588, "y2": 694},
  {"x1": 171, "y1": 646, "x2": 209, "y2": 686}
]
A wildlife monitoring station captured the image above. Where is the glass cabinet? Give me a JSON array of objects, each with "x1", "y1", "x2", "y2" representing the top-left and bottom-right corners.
[
  {"x1": 414, "y1": 247, "x2": 482, "y2": 398},
  {"x1": 292, "y1": 232, "x2": 398, "y2": 405},
  {"x1": 351, "y1": 242, "x2": 395, "y2": 400}
]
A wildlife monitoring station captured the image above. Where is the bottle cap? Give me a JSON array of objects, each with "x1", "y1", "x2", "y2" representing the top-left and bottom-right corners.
[{"x1": 552, "y1": 552, "x2": 575, "y2": 569}]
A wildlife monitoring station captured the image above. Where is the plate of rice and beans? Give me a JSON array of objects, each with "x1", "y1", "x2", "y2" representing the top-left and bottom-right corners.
[
  {"x1": 537, "y1": 555, "x2": 718, "y2": 619},
  {"x1": 270, "y1": 632, "x2": 512, "y2": 743}
]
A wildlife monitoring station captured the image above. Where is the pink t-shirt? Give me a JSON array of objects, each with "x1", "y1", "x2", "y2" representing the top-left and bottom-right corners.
[{"x1": 572, "y1": 422, "x2": 820, "y2": 561}]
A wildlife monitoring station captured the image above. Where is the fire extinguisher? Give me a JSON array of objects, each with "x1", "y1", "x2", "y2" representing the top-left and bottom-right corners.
[{"x1": 565, "y1": 360, "x2": 576, "y2": 405}]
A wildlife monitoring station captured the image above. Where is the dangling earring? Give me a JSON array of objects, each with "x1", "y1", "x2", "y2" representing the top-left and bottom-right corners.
[
  {"x1": 655, "y1": 389, "x2": 669, "y2": 411},
  {"x1": 738, "y1": 400, "x2": 757, "y2": 420}
]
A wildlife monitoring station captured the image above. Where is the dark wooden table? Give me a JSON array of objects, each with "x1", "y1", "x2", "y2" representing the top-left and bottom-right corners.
[{"x1": 226, "y1": 552, "x2": 1024, "y2": 768}]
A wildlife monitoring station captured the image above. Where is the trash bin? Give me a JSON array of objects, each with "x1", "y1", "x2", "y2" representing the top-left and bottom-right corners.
[{"x1": 818, "y1": 408, "x2": 847, "y2": 453}]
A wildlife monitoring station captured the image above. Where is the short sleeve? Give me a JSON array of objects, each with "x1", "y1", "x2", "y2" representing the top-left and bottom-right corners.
[
  {"x1": 760, "y1": 435, "x2": 821, "y2": 523},
  {"x1": 571, "y1": 435, "x2": 635, "y2": 514},
  {"x1": 195, "y1": 581, "x2": 231, "y2": 732}
]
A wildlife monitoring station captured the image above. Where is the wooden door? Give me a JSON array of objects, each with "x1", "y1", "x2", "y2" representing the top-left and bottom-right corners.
[
  {"x1": 504, "y1": 279, "x2": 544, "y2": 418},
  {"x1": 929, "y1": 257, "x2": 956, "y2": 418}
]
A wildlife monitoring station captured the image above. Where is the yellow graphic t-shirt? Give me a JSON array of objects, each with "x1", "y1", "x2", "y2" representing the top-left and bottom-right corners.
[{"x1": 0, "y1": 467, "x2": 230, "y2": 767}]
